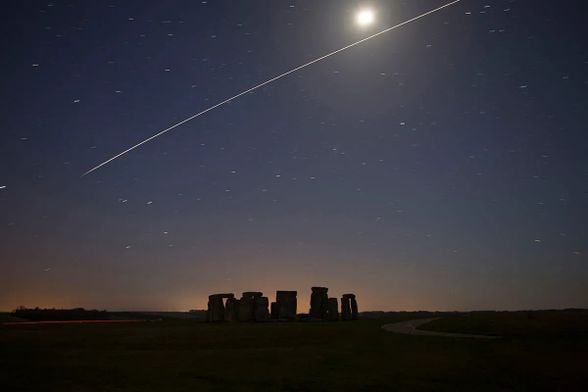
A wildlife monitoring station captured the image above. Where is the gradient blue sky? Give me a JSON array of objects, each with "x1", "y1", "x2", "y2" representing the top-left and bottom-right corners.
[{"x1": 1, "y1": 0, "x2": 586, "y2": 311}]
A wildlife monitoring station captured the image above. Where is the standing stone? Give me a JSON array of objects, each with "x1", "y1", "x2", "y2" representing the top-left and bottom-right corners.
[
  {"x1": 242, "y1": 291, "x2": 263, "y2": 299},
  {"x1": 270, "y1": 302, "x2": 280, "y2": 319},
  {"x1": 238, "y1": 292, "x2": 263, "y2": 322},
  {"x1": 207, "y1": 293, "x2": 234, "y2": 322},
  {"x1": 254, "y1": 296, "x2": 270, "y2": 321},
  {"x1": 237, "y1": 297, "x2": 254, "y2": 322},
  {"x1": 275, "y1": 291, "x2": 297, "y2": 320},
  {"x1": 341, "y1": 294, "x2": 358, "y2": 321},
  {"x1": 310, "y1": 287, "x2": 329, "y2": 319},
  {"x1": 326, "y1": 298, "x2": 339, "y2": 321},
  {"x1": 350, "y1": 296, "x2": 359, "y2": 320},
  {"x1": 207, "y1": 295, "x2": 223, "y2": 322},
  {"x1": 341, "y1": 294, "x2": 352, "y2": 321},
  {"x1": 224, "y1": 297, "x2": 238, "y2": 322}
]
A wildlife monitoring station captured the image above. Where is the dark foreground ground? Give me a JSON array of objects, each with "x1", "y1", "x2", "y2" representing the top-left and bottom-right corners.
[{"x1": 1, "y1": 311, "x2": 587, "y2": 391}]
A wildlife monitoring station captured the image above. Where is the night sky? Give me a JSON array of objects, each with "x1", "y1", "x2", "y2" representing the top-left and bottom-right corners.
[{"x1": 1, "y1": 0, "x2": 587, "y2": 312}]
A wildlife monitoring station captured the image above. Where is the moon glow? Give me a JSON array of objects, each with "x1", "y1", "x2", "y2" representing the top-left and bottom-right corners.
[{"x1": 356, "y1": 8, "x2": 376, "y2": 27}]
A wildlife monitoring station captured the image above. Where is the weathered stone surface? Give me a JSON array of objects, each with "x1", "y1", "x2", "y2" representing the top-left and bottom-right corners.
[
  {"x1": 275, "y1": 291, "x2": 297, "y2": 319},
  {"x1": 254, "y1": 296, "x2": 270, "y2": 321},
  {"x1": 310, "y1": 287, "x2": 329, "y2": 319},
  {"x1": 327, "y1": 298, "x2": 339, "y2": 321}
]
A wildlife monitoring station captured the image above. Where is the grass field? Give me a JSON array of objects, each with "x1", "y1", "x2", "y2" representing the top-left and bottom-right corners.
[
  {"x1": 1, "y1": 311, "x2": 587, "y2": 391},
  {"x1": 421, "y1": 309, "x2": 588, "y2": 338}
]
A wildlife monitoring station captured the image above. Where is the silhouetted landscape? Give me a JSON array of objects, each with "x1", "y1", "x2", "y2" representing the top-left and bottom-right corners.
[{"x1": 2, "y1": 307, "x2": 587, "y2": 391}]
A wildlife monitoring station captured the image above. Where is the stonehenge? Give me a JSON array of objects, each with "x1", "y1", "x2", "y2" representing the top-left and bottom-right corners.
[
  {"x1": 206, "y1": 292, "x2": 270, "y2": 322},
  {"x1": 341, "y1": 294, "x2": 359, "y2": 321},
  {"x1": 238, "y1": 292, "x2": 265, "y2": 322},
  {"x1": 273, "y1": 291, "x2": 297, "y2": 320},
  {"x1": 224, "y1": 297, "x2": 238, "y2": 322},
  {"x1": 206, "y1": 287, "x2": 357, "y2": 322},
  {"x1": 351, "y1": 296, "x2": 358, "y2": 320},
  {"x1": 309, "y1": 287, "x2": 329, "y2": 319},
  {"x1": 206, "y1": 293, "x2": 234, "y2": 322},
  {"x1": 326, "y1": 298, "x2": 339, "y2": 321},
  {"x1": 254, "y1": 296, "x2": 270, "y2": 322},
  {"x1": 270, "y1": 301, "x2": 279, "y2": 319}
]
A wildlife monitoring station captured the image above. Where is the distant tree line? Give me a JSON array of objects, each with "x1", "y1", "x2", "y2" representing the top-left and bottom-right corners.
[
  {"x1": 10, "y1": 307, "x2": 178, "y2": 321},
  {"x1": 12, "y1": 306, "x2": 109, "y2": 321}
]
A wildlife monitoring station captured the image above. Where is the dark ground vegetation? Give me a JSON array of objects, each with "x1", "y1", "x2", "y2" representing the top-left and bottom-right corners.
[{"x1": 1, "y1": 310, "x2": 587, "y2": 391}]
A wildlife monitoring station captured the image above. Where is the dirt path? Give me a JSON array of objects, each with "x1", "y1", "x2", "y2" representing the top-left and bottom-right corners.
[{"x1": 381, "y1": 318, "x2": 498, "y2": 339}]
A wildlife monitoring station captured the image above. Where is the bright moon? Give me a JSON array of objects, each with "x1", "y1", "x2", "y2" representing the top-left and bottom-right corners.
[{"x1": 356, "y1": 9, "x2": 375, "y2": 27}]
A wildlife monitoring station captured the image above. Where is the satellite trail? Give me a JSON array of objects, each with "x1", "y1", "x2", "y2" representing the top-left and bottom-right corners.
[{"x1": 82, "y1": 0, "x2": 461, "y2": 176}]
